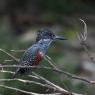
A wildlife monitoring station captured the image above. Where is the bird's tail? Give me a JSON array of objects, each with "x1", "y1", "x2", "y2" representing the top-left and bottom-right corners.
[
  {"x1": 12, "y1": 68, "x2": 27, "y2": 78},
  {"x1": 12, "y1": 68, "x2": 20, "y2": 79}
]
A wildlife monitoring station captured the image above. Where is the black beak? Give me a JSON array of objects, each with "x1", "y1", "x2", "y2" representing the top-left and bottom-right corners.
[{"x1": 55, "y1": 36, "x2": 67, "y2": 40}]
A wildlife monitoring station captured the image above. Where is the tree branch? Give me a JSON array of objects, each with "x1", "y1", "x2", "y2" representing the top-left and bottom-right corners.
[
  {"x1": 0, "y1": 49, "x2": 19, "y2": 62},
  {"x1": 0, "y1": 84, "x2": 61, "y2": 95},
  {"x1": 32, "y1": 72, "x2": 82, "y2": 95},
  {"x1": 77, "y1": 19, "x2": 95, "y2": 63},
  {"x1": 0, "y1": 48, "x2": 85, "y2": 94},
  {"x1": 0, "y1": 64, "x2": 95, "y2": 84},
  {"x1": 0, "y1": 78, "x2": 54, "y2": 90}
]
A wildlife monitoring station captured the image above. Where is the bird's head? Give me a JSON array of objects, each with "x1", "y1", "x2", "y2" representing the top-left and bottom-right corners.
[{"x1": 36, "y1": 28, "x2": 67, "y2": 42}]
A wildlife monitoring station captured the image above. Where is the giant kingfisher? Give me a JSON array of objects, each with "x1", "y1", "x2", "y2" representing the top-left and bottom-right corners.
[{"x1": 13, "y1": 28, "x2": 66, "y2": 78}]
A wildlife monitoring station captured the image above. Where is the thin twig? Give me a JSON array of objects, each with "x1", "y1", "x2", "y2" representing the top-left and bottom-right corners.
[
  {"x1": 3, "y1": 48, "x2": 91, "y2": 85},
  {"x1": 0, "y1": 70, "x2": 14, "y2": 74},
  {"x1": 80, "y1": 19, "x2": 87, "y2": 41},
  {"x1": 3, "y1": 59, "x2": 14, "y2": 63},
  {"x1": 0, "y1": 48, "x2": 88, "y2": 94},
  {"x1": 32, "y1": 72, "x2": 82, "y2": 95},
  {"x1": 0, "y1": 78, "x2": 53, "y2": 89},
  {"x1": 1, "y1": 69, "x2": 39, "y2": 79},
  {"x1": 0, "y1": 48, "x2": 83, "y2": 94},
  {"x1": 0, "y1": 49, "x2": 19, "y2": 62},
  {"x1": 43, "y1": 56, "x2": 95, "y2": 84},
  {"x1": 44, "y1": 55, "x2": 57, "y2": 69},
  {"x1": 0, "y1": 65, "x2": 95, "y2": 84},
  {"x1": 82, "y1": 44, "x2": 95, "y2": 63},
  {"x1": 77, "y1": 19, "x2": 95, "y2": 63},
  {"x1": 0, "y1": 78, "x2": 60, "y2": 92},
  {"x1": 0, "y1": 84, "x2": 37, "y2": 95},
  {"x1": 0, "y1": 84, "x2": 60, "y2": 95},
  {"x1": 10, "y1": 50, "x2": 25, "y2": 52}
]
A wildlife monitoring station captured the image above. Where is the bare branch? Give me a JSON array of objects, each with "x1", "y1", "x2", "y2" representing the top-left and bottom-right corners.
[
  {"x1": 6, "y1": 48, "x2": 95, "y2": 84},
  {"x1": 32, "y1": 72, "x2": 82, "y2": 95},
  {"x1": 43, "y1": 56, "x2": 95, "y2": 84},
  {"x1": 1, "y1": 78, "x2": 61, "y2": 93},
  {"x1": 0, "y1": 84, "x2": 61, "y2": 95},
  {"x1": 0, "y1": 49, "x2": 19, "y2": 62},
  {"x1": 76, "y1": 19, "x2": 87, "y2": 42},
  {"x1": 0, "y1": 48, "x2": 88, "y2": 94},
  {"x1": 1, "y1": 70, "x2": 14, "y2": 74},
  {"x1": 77, "y1": 19, "x2": 95, "y2": 63},
  {"x1": 0, "y1": 78, "x2": 53, "y2": 89},
  {"x1": 80, "y1": 19, "x2": 87, "y2": 41},
  {"x1": 1, "y1": 69, "x2": 39, "y2": 79},
  {"x1": 0, "y1": 64, "x2": 95, "y2": 84},
  {"x1": 3, "y1": 59, "x2": 14, "y2": 63},
  {"x1": 44, "y1": 55, "x2": 57, "y2": 69},
  {"x1": 10, "y1": 50, "x2": 25, "y2": 52},
  {"x1": 0, "y1": 84, "x2": 38, "y2": 95}
]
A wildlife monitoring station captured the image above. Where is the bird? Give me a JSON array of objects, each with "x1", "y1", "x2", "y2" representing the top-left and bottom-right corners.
[{"x1": 12, "y1": 28, "x2": 66, "y2": 78}]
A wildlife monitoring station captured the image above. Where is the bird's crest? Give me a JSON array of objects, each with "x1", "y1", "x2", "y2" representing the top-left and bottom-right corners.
[{"x1": 36, "y1": 28, "x2": 55, "y2": 42}]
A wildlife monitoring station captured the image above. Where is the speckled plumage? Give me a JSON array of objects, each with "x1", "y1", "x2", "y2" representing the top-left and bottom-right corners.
[{"x1": 12, "y1": 28, "x2": 66, "y2": 78}]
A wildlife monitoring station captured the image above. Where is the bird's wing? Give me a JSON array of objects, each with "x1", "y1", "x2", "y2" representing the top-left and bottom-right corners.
[
  {"x1": 12, "y1": 45, "x2": 43, "y2": 78},
  {"x1": 20, "y1": 45, "x2": 42, "y2": 66}
]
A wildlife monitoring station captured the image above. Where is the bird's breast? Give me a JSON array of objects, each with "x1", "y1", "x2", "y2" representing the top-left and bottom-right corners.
[{"x1": 33, "y1": 49, "x2": 43, "y2": 65}]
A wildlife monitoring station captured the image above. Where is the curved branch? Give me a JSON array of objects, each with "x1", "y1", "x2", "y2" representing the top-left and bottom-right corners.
[
  {"x1": 80, "y1": 19, "x2": 87, "y2": 41},
  {"x1": 77, "y1": 19, "x2": 95, "y2": 63}
]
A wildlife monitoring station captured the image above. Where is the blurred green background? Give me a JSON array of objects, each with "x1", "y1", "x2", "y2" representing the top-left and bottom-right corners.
[{"x1": 0, "y1": 0, "x2": 95, "y2": 95}]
